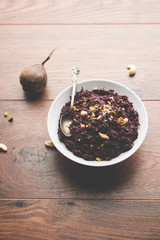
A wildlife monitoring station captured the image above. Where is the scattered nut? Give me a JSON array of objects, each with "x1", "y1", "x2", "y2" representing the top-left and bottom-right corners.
[
  {"x1": 0, "y1": 143, "x2": 8, "y2": 152},
  {"x1": 90, "y1": 112, "x2": 95, "y2": 118},
  {"x1": 89, "y1": 106, "x2": 95, "y2": 111},
  {"x1": 45, "y1": 141, "x2": 55, "y2": 148},
  {"x1": 97, "y1": 115, "x2": 103, "y2": 121},
  {"x1": 8, "y1": 115, "x2": 13, "y2": 122},
  {"x1": 127, "y1": 64, "x2": 136, "y2": 76},
  {"x1": 117, "y1": 117, "x2": 124, "y2": 123},
  {"x1": 87, "y1": 136, "x2": 92, "y2": 140},
  {"x1": 122, "y1": 118, "x2": 129, "y2": 125},
  {"x1": 93, "y1": 86, "x2": 98, "y2": 91},
  {"x1": 109, "y1": 96, "x2": 114, "y2": 100},
  {"x1": 3, "y1": 112, "x2": 13, "y2": 122},
  {"x1": 110, "y1": 110, "x2": 116, "y2": 114},
  {"x1": 80, "y1": 110, "x2": 88, "y2": 117},
  {"x1": 73, "y1": 106, "x2": 78, "y2": 111},
  {"x1": 89, "y1": 105, "x2": 97, "y2": 111},
  {"x1": 98, "y1": 132, "x2": 110, "y2": 140},
  {"x1": 103, "y1": 108, "x2": 110, "y2": 114},
  {"x1": 4, "y1": 112, "x2": 8, "y2": 117},
  {"x1": 117, "y1": 117, "x2": 128, "y2": 125},
  {"x1": 90, "y1": 117, "x2": 97, "y2": 120},
  {"x1": 80, "y1": 123, "x2": 85, "y2": 128},
  {"x1": 96, "y1": 157, "x2": 102, "y2": 161}
]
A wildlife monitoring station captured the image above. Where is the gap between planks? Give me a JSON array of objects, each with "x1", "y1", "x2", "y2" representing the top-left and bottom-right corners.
[
  {"x1": 0, "y1": 99, "x2": 160, "y2": 102},
  {"x1": 0, "y1": 23, "x2": 160, "y2": 26},
  {"x1": 0, "y1": 198, "x2": 160, "y2": 201}
]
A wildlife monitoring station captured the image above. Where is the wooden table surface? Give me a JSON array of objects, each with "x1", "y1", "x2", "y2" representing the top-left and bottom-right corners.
[{"x1": 0, "y1": 1, "x2": 160, "y2": 239}]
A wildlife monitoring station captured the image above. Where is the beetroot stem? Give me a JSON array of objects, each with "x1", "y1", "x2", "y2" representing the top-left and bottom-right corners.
[{"x1": 42, "y1": 48, "x2": 57, "y2": 65}]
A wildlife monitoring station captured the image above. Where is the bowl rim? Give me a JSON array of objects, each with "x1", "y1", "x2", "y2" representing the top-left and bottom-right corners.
[{"x1": 47, "y1": 79, "x2": 148, "y2": 167}]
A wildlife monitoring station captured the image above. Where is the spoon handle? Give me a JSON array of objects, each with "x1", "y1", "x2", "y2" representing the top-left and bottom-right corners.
[{"x1": 70, "y1": 67, "x2": 80, "y2": 109}]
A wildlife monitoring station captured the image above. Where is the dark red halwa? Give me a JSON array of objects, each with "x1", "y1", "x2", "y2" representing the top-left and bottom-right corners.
[{"x1": 58, "y1": 88, "x2": 139, "y2": 161}]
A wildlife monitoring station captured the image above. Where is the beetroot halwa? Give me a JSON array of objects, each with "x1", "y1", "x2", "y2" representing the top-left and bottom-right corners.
[{"x1": 58, "y1": 87, "x2": 139, "y2": 161}]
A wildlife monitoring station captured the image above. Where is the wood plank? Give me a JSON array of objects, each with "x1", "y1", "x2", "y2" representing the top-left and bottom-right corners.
[
  {"x1": 0, "y1": 0, "x2": 160, "y2": 24},
  {"x1": 0, "y1": 199, "x2": 159, "y2": 239},
  {"x1": 0, "y1": 25, "x2": 160, "y2": 100},
  {"x1": 0, "y1": 100, "x2": 159, "y2": 199}
]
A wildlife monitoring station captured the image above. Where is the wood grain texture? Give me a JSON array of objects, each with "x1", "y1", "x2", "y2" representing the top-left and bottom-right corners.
[
  {"x1": 0, "y1": 25, "x2": 160, "y2": 100},
  {"x1": 0, "y1": 0, "x2": 160, "y2": 24},
  {"x1": 0, "y1": 199, "x2": 159, "y2": 240},
  {"x1": 0, "y1": 101, "x2": 159, "y2": 199},
  {"x1": 0, "y1": 0, "x2": 159, "y2": 238}
]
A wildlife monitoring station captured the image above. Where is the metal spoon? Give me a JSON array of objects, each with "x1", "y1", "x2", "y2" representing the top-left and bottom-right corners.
[{"x1": 60, "y1": 67, "x2": 80, "y2": 137}]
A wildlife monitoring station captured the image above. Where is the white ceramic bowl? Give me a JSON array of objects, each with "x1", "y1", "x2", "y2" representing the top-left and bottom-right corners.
[{"x1": 47, "y1": 79, "x2": 148, "y2": 167}]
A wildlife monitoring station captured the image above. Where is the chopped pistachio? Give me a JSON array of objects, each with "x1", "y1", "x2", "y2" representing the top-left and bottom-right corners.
[
  {"x1": 89, "y1": 105, "x2": 97, "y2": 111},
  {"x1": 111, "y1": 111, "x2": 116, "y2": 114},
  {"x1": 104, "y1": 109, "x2": 110, "y2": 114},
  {"x1": 117, "y1": 117, "x2": 128, "y2": 125},
  {"x1": 117, "y1": 117, "x2": 124, "y2": 123}
]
